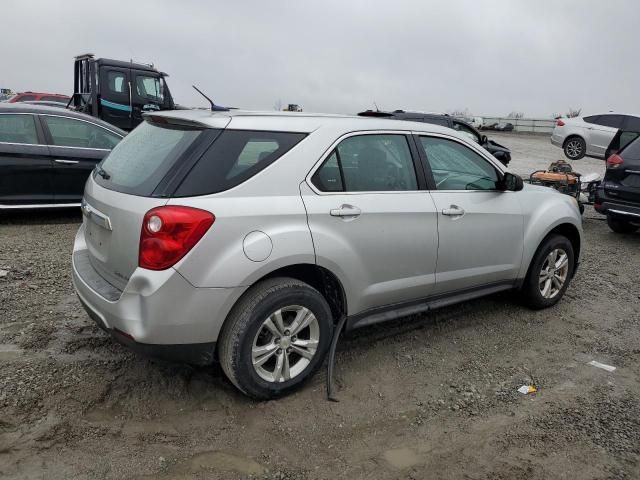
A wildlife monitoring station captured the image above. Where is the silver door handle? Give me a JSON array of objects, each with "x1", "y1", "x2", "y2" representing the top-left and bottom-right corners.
[
  {"x1": 330, "y1": 204, "x2": 361, "y2": 218},
  {"x1": 442, "y1": 205, "x2": 465, "y2": 216},
  {"x1": 54, "y1": 159, "x2": 79, "y2": 164}
]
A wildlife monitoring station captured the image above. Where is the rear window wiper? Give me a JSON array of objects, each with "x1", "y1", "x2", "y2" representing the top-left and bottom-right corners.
[{"x1": 96, "y1": 167, "x2": 111, "y2": 180}]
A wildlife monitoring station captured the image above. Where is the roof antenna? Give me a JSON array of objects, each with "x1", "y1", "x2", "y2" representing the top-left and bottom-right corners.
[{"x1": 192, "y1": 85, "x2": 230, "y2": 111}]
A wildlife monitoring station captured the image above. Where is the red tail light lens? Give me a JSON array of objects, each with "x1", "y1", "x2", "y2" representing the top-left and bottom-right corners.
[
  {"x1": 606, "y1": 154, "x2": 624, "y2": 168},
  {"x1": 139, "y1": 206, "x2": 215, "y2": 270},
  {"x1": 556, "y1": 119, "x2": 565, "y2": 127}
]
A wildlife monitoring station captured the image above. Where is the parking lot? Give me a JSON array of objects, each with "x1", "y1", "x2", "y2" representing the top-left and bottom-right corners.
[{"x1": 1, "y1": 132, "x2": 638, "y2": 480}]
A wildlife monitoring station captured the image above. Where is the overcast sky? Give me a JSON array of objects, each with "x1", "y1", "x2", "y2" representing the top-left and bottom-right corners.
[{"x1": 3, "y1": 0, "x2": 638, "y2": 117}]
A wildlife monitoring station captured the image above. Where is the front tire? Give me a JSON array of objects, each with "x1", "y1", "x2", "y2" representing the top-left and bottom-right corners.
[
  {"x1": 607, "y1": 215, "x2": 639, "y2": 234},
  {"x1": 218, "y1": 277, "x2": 333, "y2": 399},
  {"x1": 521, "y1": 234, "x2": 574, "y2": 309},
  {"x1": 563, "y1": 136, "x2": 586, "y2": 160}
]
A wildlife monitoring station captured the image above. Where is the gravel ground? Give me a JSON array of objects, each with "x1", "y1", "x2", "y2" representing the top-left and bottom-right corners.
[{"x1": 1, "y1": 134, "x2": 639, "y2": 479}]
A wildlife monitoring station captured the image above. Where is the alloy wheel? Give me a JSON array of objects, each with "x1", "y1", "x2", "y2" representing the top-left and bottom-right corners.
[
  {"x1": 538, "y1": 248, "x2": 569, "y2": 299},
  {"x1": 251, "y1": 306, "x2": 320, "y2": 383},
  {"x1": 566, "y1": 140, "x2": 583, "y2": 159}
]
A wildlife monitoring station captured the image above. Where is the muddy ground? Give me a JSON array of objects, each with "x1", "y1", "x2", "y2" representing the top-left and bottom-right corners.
[{"x1": 1, "y1": 134, "x2": 639, "y2": 479}]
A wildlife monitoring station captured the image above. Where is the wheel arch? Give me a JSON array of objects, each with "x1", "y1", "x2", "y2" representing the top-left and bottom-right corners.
[
  {"x1": 520, "y1": 221, "x2": 582, "y2": 286},
  {"x1": 562, "y1": 134, "x2": 585, "y2": 149},
  {"x1": 225, "y1": 263, "x2": 347, "y2": 328}
]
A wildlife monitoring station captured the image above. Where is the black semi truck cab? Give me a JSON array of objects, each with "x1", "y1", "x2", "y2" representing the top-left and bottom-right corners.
[{"x1": 72, "y1": 54, "x2": 176, "y2": 131}]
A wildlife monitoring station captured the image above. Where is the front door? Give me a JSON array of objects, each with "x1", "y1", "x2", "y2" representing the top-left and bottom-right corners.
[
  {"x1": 416, "y1": 134, "x2": 523, "y2": 294},
  {"x1": 40, "y1": 114, "x2": 123, "y2": 203},
  {"x1": 0, "y1": 113, "x2": 53, "y2": 206},
  {"x1": 98, "y1": 67, "x2": 132, "y2": 130},
  {"x1": 301, "y1": 132, "x2": 439, "y2": 316}
]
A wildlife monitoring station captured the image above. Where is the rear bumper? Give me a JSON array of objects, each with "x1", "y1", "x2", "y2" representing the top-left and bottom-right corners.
[
  {"x1": 78, "y1": 292, "x2": 216, "y2": 365},
  {"x1": 550, "y1": 134, "x2": 564, "y2": 148},
  {"x1": 594, "y1": 189, "x2": 640, "y2": 223},
  {"x1": 71, "y1": 225, "x2": 246, "y2": 365}
]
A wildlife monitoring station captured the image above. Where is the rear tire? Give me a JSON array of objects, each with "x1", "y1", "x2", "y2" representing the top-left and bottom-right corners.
[
  {"x1": 521, "y1": 234, "x2": 574, "y2": 309},
  {"x1": 607, "y1": 215, "x2": 639, "y2": 234},
  {"x1": 563, "y1": 136, "x2": 586, "y2": 160},
  {"x1": 218, "y1": 277, "x2": 333, "y2": 400}
]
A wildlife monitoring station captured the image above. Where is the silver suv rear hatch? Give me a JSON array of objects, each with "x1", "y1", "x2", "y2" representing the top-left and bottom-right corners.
[{"x1": 83, "y1": 117, "x2": 227, "y2": 291}]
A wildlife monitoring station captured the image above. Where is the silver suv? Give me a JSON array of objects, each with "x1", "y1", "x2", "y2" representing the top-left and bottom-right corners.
[{"x1": 72, "y1": 110, "x2": 582, "y2": 399}]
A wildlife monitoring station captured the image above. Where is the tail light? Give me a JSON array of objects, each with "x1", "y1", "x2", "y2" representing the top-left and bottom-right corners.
[
  {"x1": 139, "y1": 206, "x2": 215, "y2": 270},
  {"x1": 606, "y1": 154, "x2": 624, "y2": 168},
  {"x1": 556, "y1": 119, "x2": 565, "y2": 127}
]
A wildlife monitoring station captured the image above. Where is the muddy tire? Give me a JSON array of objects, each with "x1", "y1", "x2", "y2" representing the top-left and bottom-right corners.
[
  {"x1": 218, "y1": 277, "x2": 333, "y2": 400},
  {"x1": 521, "y1": 235, "x2": 575, "y2": 309}
]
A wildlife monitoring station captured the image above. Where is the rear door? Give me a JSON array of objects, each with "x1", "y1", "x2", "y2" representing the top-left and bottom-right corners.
[
  {"x1": 586, "y1": 114, "x2": 623, "y2": 158},
  {"x1": 301, "y1": 132, "x2": 439, "y2": 315},
  {"x1": 416, "y1": 134, "x2": 523, "y2": 294},
  {"x1": 40, "y1": 114, "x2": 123, "y2": 203},
  {"x1": 0, "y1": 112, "x2": 53, "y2": 206},
  {"x1": 98, "y1": 67, "x2": 132, "y2": 130}
]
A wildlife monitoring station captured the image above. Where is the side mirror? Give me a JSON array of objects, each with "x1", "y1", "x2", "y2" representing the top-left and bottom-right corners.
[
  {"x1": 501, "y1": 172, "x2": 524, "y2": 191},
  {"x1": 481, "y1": 135, "x2": 488, "y2": 144}
]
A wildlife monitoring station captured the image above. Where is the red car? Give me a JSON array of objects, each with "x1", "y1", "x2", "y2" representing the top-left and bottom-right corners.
[{"x1": 8, "y1": 92, "x2": 70, "y2": 104}]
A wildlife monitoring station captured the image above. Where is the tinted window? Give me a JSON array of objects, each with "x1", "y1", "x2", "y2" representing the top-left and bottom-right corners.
[
  {"x1": 0, "y1": 114, "x2": 39, "y2": 144},
  {"x1": 621, "y1": 136, "x2": 640, "y2": 158},
  {"x1": 583, "y1": 115, "x2": 600, "y2": 124},
  {"x1": 15, "y1": 95, "x2": 36, "y2": 102},
  {"x1": 175, "y1": 130, "x2": 306, "y2": 196},
  {"x1": 420, "y1": 136, "x2": 499, "y2": 190},
  {"x1": 135, "y1": 76, "x2": 164, "y2": 103},
  {"x1": 624, "y1": 116, "x2": 640, "y2": 133},
  {"x1": 96, "y1": 121, "x2": 204, "y2": 196},
  {"x1": 43, "y1": 116, "x2": 122, "y2": 149},
  {"x1": 313, "y1": 134, "x2": 418, "y2": 192},
  {"x1": 108, "y1": 72, "x2": 126, "y2": 94},
  {"x1": 596, "y1": 114, "x2": 623, "y2": 128}
]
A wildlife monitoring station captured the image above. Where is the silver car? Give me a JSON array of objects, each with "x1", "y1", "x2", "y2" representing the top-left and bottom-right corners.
[
  {"x1": 72, "y1": 110, "x2": 582, "y2": 399},
  {"x1": 551, "y1": 112, "x2": 640, "y2": 160}
]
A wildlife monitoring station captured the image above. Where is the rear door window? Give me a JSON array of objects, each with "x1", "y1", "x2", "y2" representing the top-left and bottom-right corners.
[
  {"x1": 175, "y1": 130, "x2": 306, "y2": 196},
  {"x1": 0, "y1": 114, "x2": 39, "y2": 144},
  {"x1": 312, "y1": 134, "x2": 418, "y2": 192},
  {"x1": 596, "y1": 114, "x2": 624, "y2": 129},
  {"x1": 583, "y1": 115, "x2": 600, "y2": 124},
  {"x1": 43, "y1": 115, "x2": 122, "y2": 149}
]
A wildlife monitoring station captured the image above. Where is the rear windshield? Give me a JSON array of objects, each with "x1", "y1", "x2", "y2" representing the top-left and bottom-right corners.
[
  {"x1": 621, "y1": 135, "x2": 640, "y2": 159},
  {"x1": 174, "y1": 130, "x2": 306, "y2": 196},
  {"x1": 94, "y1": 121, "x2": 204, "y2": 196}
]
